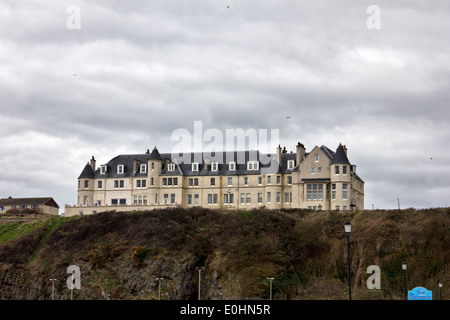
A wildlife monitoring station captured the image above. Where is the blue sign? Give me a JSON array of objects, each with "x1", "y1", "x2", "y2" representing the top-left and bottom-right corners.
[{"x1": 408, "y1": 287, "x2": 432, "y2": 300}]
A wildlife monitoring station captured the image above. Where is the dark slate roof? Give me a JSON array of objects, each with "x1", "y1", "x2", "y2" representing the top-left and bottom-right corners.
[
  {"x1": 331, "y1": 143, "x2": 351, "y2": 165},
  {"x1": 89, "y1": 143, "x2": 358, "y2": 178},
  {"x1": 78, "y1": 163, "x2": 94, "y2": 179},
  {"x1": 0, "y1": 197, "x2": 60, "y2": 208},
  {"x1": 147, "y1": 146, "x2": 162, "y2": 160}
]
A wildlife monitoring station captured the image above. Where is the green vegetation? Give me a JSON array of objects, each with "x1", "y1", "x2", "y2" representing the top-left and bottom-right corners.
[{"x1": 0, "y1": 207, "x2": 448, "y2": 300}]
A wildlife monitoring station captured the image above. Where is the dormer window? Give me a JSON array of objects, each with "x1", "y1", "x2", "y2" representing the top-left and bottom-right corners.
[
  {"x1": 192, "y1": 162, "x2": 199, "y2": 172},
  {"x1": 117, "y1": 165, "x2": 124, "y2": 174},
  {"x1": 228, "y1": 161, "x2": 236, "y2": 171},
  {"x1": 140, "y1": 164, "x2": 147, "y2": 173},
  {"x1": 100, "y1": 165, "x2": 107, "y2": 174},
  {"x1": 247, "y1": 161, "x2": 259, "y2": 170},
  {"x1": 287, "y1": 160, "x2": 295, "y2": 169},
  {"x1": 168, "y1": 164, "x2": 175, "y2": 171},
  {"x1": 315, "y1": 154, "x2": 319, "y2": 162},
  {"x1": 211, "y1": 161, "x2": 218, "y2": 172}
]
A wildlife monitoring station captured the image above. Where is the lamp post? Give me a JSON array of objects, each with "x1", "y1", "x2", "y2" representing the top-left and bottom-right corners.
[
  {"x1": 196, "y1": 267, "x2": 205, "y2": 300},
  {"x1": 266, "y1": 278, "x2": 274, "y2": 300},
  {"x1": 344, "y1": 221, "x2": 352, "y2": 300},
  {"x1": 402, "y1": 261, "x2": 407, "y2": 300},
  {"x1": 155, "y1": 278, "x2": 162, "y2": 300},
  {"x1": 439, "y1": 281, "x2": 443, "y2": 300},
  {"x1": 49, "y1": 278, "x2": 57, "y2": 300}
]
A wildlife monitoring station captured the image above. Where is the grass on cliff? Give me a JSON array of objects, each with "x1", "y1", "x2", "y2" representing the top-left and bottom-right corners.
[{"x1": 0, "y1": 207, "x2": 449, "y2": 300}]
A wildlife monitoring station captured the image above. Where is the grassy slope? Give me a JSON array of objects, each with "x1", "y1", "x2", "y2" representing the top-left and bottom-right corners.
[{"x1": 0, "y1": 207, "x2": 449, "y2": 300}]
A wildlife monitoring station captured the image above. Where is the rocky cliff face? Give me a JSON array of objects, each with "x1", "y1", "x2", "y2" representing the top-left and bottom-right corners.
[{"x1": 0, "y1": 208, "x2": 449, "y2": 300}]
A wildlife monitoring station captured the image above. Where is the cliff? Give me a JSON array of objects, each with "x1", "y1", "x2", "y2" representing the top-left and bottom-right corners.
[{"x1": 0, "y1": 207, "x2": 448, "y2": 300}]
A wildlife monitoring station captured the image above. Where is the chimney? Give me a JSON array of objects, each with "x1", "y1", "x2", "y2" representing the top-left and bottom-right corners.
[
  {"x1": 282, "y1": 146, "x2": 287, "y2": 153},
  {"x1": 343, "y1": 145, "x2": 348, "y2": 156},
  {"x1": 90, "y1": 156, "x2": 96, "y2": 172},
  {"x1": 277, "y1": 145, "x2": 282, "y2": 165},
  {"x1": 296, "y1": 142, "x2": 306, "y2": 165}
]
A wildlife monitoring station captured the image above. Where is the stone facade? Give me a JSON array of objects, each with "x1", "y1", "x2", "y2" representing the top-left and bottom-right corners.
[{"x1": 65, "y1": 142, "x2": 364, "y2": 216}]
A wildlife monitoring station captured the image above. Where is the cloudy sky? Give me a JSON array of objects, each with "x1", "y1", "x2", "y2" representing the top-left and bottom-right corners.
[{"x1": 1, "y1": 0, "x2": 449, "y2": 211}]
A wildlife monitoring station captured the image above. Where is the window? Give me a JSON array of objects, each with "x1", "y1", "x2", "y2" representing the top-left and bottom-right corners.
[
  {"x1": 100, "y1": 165, "x2": 107, "y2": 174},
  {"x1": 276, "y1": 175, "x2": 281, "y2": 184},
  {"x1": 335, "y1": 166, "x2": 339, "y2": 175},
  {"x1": 229, "y1": 161, "x2": 236, "y2": 171},
  {"x1": 244, "y1": 177, "x2": 248, "y2": 186},
  {"x1": 207, "y1": 194, "x2": 217, "y2": 204},
  {"x1": 188, "y1": 194, "x2": 192, "y2": 205},
  {"x1": 257, "y1": 193, "x2": 263, "y2": 204},
  {"x1": 315, "y1": 154, "x2": 319, "y2": 162},
  {"x1": 343, "y1": 166, "x2": 347, "y2": 175},
  {"x1": 240, "y1": 193, "x2": 245, "y2": 204},
  {"x1": 287, "y1": 160, "x2": 295, "y2": 169},
  {"x1": 210, "y1": 178, "x2": 215, "y2": 186},
  {"x1": 84, "y1": 180, "x2": 89, "y2": 188},
  {"x1": 117, "y1": 165, "x2": 124, "y2": 174},
  {"x1": 173, "y1": 177, "x2": 178, "y2": 186},
  {"x1": 83, "y1": 196, "x2": 88, "y2": 205},
  {"x1": 189, "y1": 178, "x2": 193, "y2": 187},
  {"x1": 192, "y1": 162, "x2": 199, "y2": 172},
  {"x1": 258, "y1": 176, "x2": 262, "y2": 185},
  {"x1": 284, "y1": 192, "x2": 292, "y2": 203},
  {"x1": 247, "y1": 161, "x2": 259, "y2": 170},
  {"x1": 168, "y1": 164, "x2": 175, "y2": 171},
  {"x1": 111, "y1": 199, "x2": 118, "y2": 205},
  {"x1": 276, "y1": 192, "x2": 281, "y2": 203},
  {"x1": 194, "y1": 178, "x2": 199, "y2": 186},
  {"x1": 119, "y1": 199, "x2": 126, "y2": 205},
  {"x1": 335, "y1": 205, "x2": 340, "y2": 211},
  {"x1": 224, "y1": 193, "x2": 234, "y2": 205},
  {"x1": 136, "y1": 179, "x2": 147, "y2": 188},
  {"x1": 211, "y1": 162, "x2": 218, "y2": 171},
  {"x1": 287, "y1": 176, "x2": 292, "y2": 185},
  {"x1": 143, "y1": 195, "x2": 147, "y2": 204},
  {"x1": 114, "y1": 180, "x2": 124, "y2": 188},
  {"x1": 307, "y1": 184, "x2": 323, "y2": 200},
  {"x1": 163, "y1": 194, "x2": 168, "y2": 204},
  {"x1": 194, "y1": 194, "x2": 199, "y2": 205},
  {"x1": 342, "y1": 183, "x2": 348, "y2": 200},
  {"x1": 150, "y1": 177, "x2": 154, "y2": 186},
  {"x1": 171, "y1": 194, "x2": 175, "y2": 204},
  {"x1": 228, "y1": 177, "x2": 233, "y2": 186},
  {"x1": 332, "y1": 183, "x2": 336, "y2": 200},
  {"x1": 267, "y1": 192, "x2": 271, "y2": 203},
  {"x1": 318, "y1": 167, "x2": 322, "y2": 173},
  {"x1": 246, "y1": 193, "x2": 251, "y2": 204},
  {"x1": 311, "y1": 167, "x2": 316, "y2": 174},
  {"x1": 97, "y1": 181, "x2": 102, "y2": 189},
  {"x1": 151, "y1": 162, "x2": 155, "y2": 170},
  {"x1": 137, "y1": 180, "x2": 141, "y2": 188},
  {"x1": 140, "y1": 164, "x2": 147, "y2": 173},
  {"x1": 162, "y1": 178, "x2": 167, "y2": 186},
  {"x1": 267, "y1": 176, "x2": 271, "y2": 184}
]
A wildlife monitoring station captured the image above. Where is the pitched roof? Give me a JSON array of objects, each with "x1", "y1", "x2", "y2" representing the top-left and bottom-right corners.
[
  {"x1": 0, "y1": 197, "x2": 60, "y2": 208},
  {"x1": 331, "y1": 143, "x2": 351, "y2": 165},
  {"x1": 147, "y1": 146, "x2": 162, "y2": 160},
  {"x1": 78, "y1": 162, "x2": 94, "y2": 179}
]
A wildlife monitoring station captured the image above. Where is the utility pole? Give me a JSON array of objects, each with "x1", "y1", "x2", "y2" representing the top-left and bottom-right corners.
[{"x1": 196, "y1": 267, "x2": 205, "y2": 300}]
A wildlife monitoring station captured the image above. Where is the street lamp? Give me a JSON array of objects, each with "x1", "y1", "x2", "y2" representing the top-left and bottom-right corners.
[
  {"x1": 196, "y1": 267, "x2": 205, "y2": 300},
  {"x1": 402, "y1": 261, "x2": 407, "y2": 300},
  {"x1": 266, "y1": 278, "x2": 274, "y2": 300},
  {"x1": 439, "y1": 281, "x2": 443, "y2": 300},
  {"x1": 155, "y1": 278, "x2": 162, "y2": 300},
  {"x1": 49, "y1": 278, "x2": 57, "y2": 300},
  {"x1": 344, "y1": 221, "x2": 351, "y2": 300}
]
